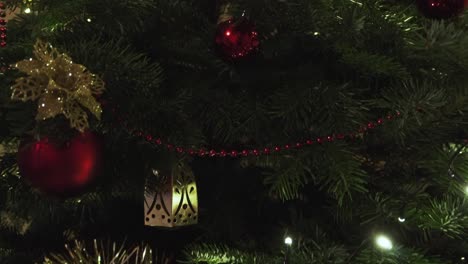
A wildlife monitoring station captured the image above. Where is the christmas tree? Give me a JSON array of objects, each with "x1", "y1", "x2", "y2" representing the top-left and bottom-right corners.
[{"x1": 1, "y1": 0, "x2": 468, "y2": 263}]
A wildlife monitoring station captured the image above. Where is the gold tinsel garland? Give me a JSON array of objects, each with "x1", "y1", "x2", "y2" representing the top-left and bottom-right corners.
[
  {"x1": 11, "y1": 39, "x2": 105, "y2": 132},
  {"x1": 44, "y1": 239, "x2": 154, "y2": 264}
]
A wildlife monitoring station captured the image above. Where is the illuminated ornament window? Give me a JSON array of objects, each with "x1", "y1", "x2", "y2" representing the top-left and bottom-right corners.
[{"x1": 144, "y1": 161, "x2": 198, "y2": 227}]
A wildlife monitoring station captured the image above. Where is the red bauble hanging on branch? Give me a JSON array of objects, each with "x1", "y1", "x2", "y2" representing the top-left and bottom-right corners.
[
  {"x1": 215, "y1": 17, "x2": 260, "y2": 60},
  {"x1": 416, "y1": 0, "x2": 466, "y2": 19},
  {"x1": 17, "y1": 132, "x2": 101, "y2": 197}
]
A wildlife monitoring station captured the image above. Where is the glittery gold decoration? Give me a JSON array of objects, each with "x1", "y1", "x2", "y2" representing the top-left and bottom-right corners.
[
  {"x1": 44, "y1": 239, "x2": 154, "y2": 264},
  {"x1": 11, "y1": 40, "x2": 105, "y2": 132}
]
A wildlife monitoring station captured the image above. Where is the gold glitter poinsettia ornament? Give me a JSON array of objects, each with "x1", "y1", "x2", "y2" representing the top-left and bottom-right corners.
[{"x1": 11, "y1": 39, "x2": 105, "y2": 132}]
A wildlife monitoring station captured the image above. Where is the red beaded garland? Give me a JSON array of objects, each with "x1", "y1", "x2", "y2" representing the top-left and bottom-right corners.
[
  {"x1": 113, "y1": 108, "x2": 399, "y2": 158},
  {"x1": 416, "y1": 0, "x2": 466, "y2": 19},
  {"x1": 0, "y1": 2, "x2": 5, "y2": 48}
]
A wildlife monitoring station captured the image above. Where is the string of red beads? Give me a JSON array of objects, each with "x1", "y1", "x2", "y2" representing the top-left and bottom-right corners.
[
  {"x1": 116, "y1": 108, "x2": 400, "y2": 158},
  {"x1": 0, "y1": 2, "x2": 6, "y2": 48}
]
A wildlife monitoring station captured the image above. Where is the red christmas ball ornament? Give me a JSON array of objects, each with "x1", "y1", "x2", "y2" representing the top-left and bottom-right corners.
[
  {"x1": 215, "y1": 17, "x2": 260, "y2": 60},
  {"x1": 18, "y1": 132, "x2": 101, "y2": 197},
  {"x1": 416, "y1": 0, "x2": 466, "y2": 19}
]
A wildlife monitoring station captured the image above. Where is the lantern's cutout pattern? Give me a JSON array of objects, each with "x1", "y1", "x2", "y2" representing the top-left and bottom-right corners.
[{"x1": 144, "y1": 162, "x2": 198, "y2": 227}]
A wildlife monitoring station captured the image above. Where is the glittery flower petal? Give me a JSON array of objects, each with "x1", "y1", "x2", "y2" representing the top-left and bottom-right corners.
[
  {"x1": 64, "y1": 102, "x2": 89, "y2": 132},
  {"x1": 11, "y1": 74, "x2": 49, "y2": 101},
  {"x1": 73, "y1": 89, "x2": 102, "y2": 120},
  {"x1": 14, "y1": 59, "x2": 43, "y2": 74},
  {"x1": 76, "y1": 71, "x2": 105, "y2": 96},
  {"x1": 33, "y1": 40, "x2": 61, "y2": 63},
  {"x1": 36, "y1": 91, "x2": 66, "y2": 121}
]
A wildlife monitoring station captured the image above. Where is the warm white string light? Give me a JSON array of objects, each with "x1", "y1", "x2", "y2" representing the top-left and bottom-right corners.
[{"x1": 375, "y1": 234, "x2": 393, "y2": 250}]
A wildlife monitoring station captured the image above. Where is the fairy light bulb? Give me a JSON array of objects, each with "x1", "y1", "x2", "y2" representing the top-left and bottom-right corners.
[
  {"x1": 398, "y1": 217, "x2": 406, "y2": 223},
  {"x1": 24, "y1": 7, "x2": 31, "y2": 14},
  {"x1": 375, "y1": 234, "x2": 393, "y2": 250},
  {"x1": 284, "y1": 237, "x2": 293, "y2": 246}
]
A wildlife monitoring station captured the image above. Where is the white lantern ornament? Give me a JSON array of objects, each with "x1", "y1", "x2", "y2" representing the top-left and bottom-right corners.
[{"x1": 144, "y1": 160, "x2": 198, "y2": 227}]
